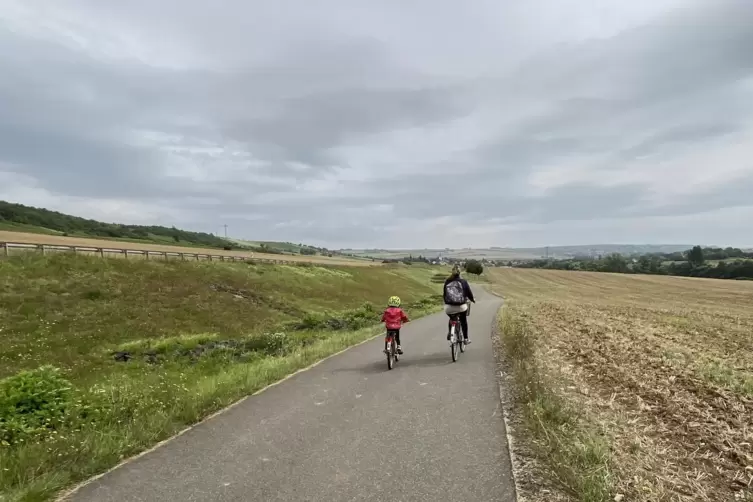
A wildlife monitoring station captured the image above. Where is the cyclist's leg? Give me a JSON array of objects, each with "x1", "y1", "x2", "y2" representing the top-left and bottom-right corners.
[
  {"x1": 395, "y1": 328, "x2": 401, "y2": 346},
  {"x1": 459, "y1": 310, "x2": 469, "y2": 340}
]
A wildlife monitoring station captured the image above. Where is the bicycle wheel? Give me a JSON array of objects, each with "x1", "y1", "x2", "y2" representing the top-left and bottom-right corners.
[
  {"x1": 450, "y1": 327, "x2": 458, "y2": 362},
  {"x1": 459, "y1": 337, "x2": 466, "y2": 353},
  {"x1": 386, "y1": 335, "x2": 394, "y2": 370}
]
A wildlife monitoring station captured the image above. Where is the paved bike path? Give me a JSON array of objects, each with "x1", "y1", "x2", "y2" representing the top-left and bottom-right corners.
[{"x1": 66, "y1": 288, "x2": 516, "y2": 501}]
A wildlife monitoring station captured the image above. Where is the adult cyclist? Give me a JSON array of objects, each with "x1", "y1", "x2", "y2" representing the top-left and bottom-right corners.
[{"x1": 443, "y1": 264, "x2": 475, "y2": 344}]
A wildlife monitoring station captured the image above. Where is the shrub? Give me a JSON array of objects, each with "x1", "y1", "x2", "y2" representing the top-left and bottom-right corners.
[
  {"x1": 465, "y1": 260, "x2": 484, "y2": 275},
  {"x1": 0, "y1": 366, "x2": 74, "y2": 446},
  {"x1": 291, "y1": 303, "x2": 379, "y2": 332}
]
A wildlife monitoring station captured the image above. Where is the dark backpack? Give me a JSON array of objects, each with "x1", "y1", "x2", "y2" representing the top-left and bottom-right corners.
[{"x1": 444, "y1": 279, "x2": 466, "y2": 305}]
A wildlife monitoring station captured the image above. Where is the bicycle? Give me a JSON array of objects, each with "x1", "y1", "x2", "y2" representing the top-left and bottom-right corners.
[
  {"x1": 448, "y1": 313, "x2": 466, "y2": 362},
  {"x1": 384, "y1": 329, "x2": 400, "y2": 370}
]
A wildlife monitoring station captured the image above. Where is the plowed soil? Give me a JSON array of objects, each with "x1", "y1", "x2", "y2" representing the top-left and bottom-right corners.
[{"x1": 489, "y1": 269, "x2": 753, "y2": 501}]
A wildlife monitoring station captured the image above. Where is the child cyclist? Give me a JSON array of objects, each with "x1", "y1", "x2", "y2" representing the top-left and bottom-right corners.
[{"x1": 382, "y1": 295, "x2": 409, "y2": 354}]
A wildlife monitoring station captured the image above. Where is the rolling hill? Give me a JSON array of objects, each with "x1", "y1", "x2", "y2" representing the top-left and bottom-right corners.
[{"x1": 0, "y1": 200, "x2": 236, "y2": 249}]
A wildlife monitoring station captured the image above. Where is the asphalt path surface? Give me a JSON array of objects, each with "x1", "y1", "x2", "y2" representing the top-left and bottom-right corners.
[{"x1": 66, "y1": 287, "x2": 516, "y2": 501}]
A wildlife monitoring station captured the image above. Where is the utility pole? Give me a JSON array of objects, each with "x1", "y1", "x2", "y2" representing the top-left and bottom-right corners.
[{"x1": 223, "y1": 225, "x2": 228, "y2": 238}]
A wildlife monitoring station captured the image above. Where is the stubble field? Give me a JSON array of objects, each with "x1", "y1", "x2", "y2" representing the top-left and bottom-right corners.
[{"x1": 488, "y1": 268, "x2": 753, "y2": 501}]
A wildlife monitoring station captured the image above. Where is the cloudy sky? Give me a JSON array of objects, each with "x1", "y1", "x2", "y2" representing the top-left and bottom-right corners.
[{"x1": 1, "y1": 0, "x2": 752, "y2": 249}]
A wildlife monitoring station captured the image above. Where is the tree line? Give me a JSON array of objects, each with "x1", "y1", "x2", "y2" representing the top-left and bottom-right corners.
[
  {"x1": 0, "y1": 200, "x2": 230, "y2": 248},
  {"x1": 513, "y1": 246, "x2": 753, "y2": 280}
]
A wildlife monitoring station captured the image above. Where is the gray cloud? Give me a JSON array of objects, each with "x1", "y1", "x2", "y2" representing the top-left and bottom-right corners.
[{"x1": 1, "y1": 0, "x2": 753, "y2": 248}]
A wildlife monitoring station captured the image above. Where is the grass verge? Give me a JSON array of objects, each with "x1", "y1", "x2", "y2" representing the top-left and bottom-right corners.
[
  {"x1": 0, "y1": 254, "x2": 442, "y2": 501},
  {"x1": 497, "y1": 306, "x2": 614, "y2": 502}
]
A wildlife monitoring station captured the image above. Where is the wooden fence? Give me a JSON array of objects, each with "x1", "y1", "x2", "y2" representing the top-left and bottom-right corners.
[{"x1": 0, "y1": 241, "x2": 303, "y2": 265}]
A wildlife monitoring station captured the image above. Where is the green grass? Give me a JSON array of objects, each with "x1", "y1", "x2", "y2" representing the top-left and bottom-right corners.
[
  {"x1": 699, "y1": 360, "x2": 753, "y2": 397},
  {"x1": 0, "y1": 255, "x2": 441, "y2": 501},
  {"x1": 0, "y1": 222, "x2": 62, "y2": 235},
  {"x1": 497, "y1": 307, "x2": 614, "y2": 501}
]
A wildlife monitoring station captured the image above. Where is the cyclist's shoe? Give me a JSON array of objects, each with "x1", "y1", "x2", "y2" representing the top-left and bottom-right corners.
[
  {"x1": 464, "y1": 338, "x2": 472, "y2": 344},
  {"x1": 446, "y1": 332, "x2": 451, "y2": 341},
  {"x1": 397, "y1": 345, "x2": 404, "y2": 354}
]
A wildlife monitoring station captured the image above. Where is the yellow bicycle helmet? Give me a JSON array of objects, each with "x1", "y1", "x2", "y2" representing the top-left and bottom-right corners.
[{"x1": 387, "y1": 295, "x2": 401, "y2": 307}]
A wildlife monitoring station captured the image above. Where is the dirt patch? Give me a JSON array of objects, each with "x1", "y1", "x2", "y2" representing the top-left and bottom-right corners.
[
  {"x1": 488, "y1": 269, "x2": 753, "y2": 501},
  {"x1": 537, "y1": 303, "x2": 753, "y2": 500}
]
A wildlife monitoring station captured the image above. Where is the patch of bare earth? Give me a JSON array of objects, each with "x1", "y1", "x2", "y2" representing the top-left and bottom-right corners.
[{"x1": 489, "y1": 269, "x2": 753, "y2": 501}]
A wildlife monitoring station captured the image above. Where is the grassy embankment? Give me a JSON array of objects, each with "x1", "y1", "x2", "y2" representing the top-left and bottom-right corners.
[
  {"x1": 0, "y1": 254, "x2": 441, "y2": 501},
  {"x1": 490, "y1": 268, "x2": 753, "y2": 502},
  {"x1": 0, "y1": 231, "x2": 372, "y2": 267},
  {"x1": 0, "y1": 221, "x2": 227, "y2": 250}
]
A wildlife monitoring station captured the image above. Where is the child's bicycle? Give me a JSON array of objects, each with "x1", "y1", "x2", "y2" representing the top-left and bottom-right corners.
[{"x1": 384, "y1": 329, "x2": 400, "y2": 370}]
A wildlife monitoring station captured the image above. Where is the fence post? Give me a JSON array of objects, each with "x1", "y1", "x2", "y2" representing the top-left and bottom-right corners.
[
  {"x1": 145, "y1": 251, "x2": 150, "y2": 260},
  {"x1": 163, "y1": 252, "x2": 168, "y2": 261},
  {"x1": 2, "y1": 243, "x2": 7, "y2": 257},
  {"x1": 180, "y1": 253, "x2": 185, "y2": 261},
  {"x1": 99, "y1": 248, "x2": 105, "y2": 258},
  {"x1": 124, "y1": 250, "x2": 128, "y2": 259},
  {"x1": 38, "y1": 245, "x2": 45, "y2": 255}
]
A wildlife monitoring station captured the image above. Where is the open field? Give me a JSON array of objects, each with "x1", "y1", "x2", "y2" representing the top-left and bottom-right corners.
[
  {"x1": 343, "y1": 244, "x2": 696, "y2": 261},
  {"x1": 0, "y1": 231, "x2": 376, "y2": 267},
  {"x1": 488, "y1": 268, "x2": 753, "y2": 501},
  {"x1": 347, "y1": 248, "x2": 543, "y2": 260},
  {"x1": 0, "y1": 254, "x2": 438, "y2": 501}
]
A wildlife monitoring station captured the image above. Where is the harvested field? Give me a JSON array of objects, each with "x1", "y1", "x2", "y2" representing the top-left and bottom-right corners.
[
  {"x1": 489, "y1": 268, "x2": 753, "y2": 502},
  {"x1": 0, "y1": 230, "x2": 375, "y2": 266}
]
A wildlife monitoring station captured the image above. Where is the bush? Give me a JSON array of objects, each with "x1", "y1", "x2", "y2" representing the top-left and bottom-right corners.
[
  {"x1": 0, "y1": 366, "x2": 74, "y2": 446},
  {"x1": 291, "y1": 303, "x2": 378, "y2": 332},
  {"x1": 465, "y1": 260, "x2": 484, "y2": 275}
]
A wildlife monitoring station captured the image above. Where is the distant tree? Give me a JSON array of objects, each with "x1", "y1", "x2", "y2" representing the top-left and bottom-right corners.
[
  {"x1": 465, "y1": 259, "x2": 484, "y2": 275},
  {"x1": 602, "y1": 253, "x2": 628, "y2": 273},
  {"x1": 300, "y1": 247, "x2": 317, "y2": 255},
  {"x1": 688, "y1": 245, "x2": 705, "y2": 267},
  {"x1": 635, "y1": 255, "x2": 651, "y2": 274}
]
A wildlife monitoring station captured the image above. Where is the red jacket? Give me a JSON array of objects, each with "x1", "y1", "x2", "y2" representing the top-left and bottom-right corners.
[{"x1": 381, "y1": 307, "x2": 409, "y2": 330}]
